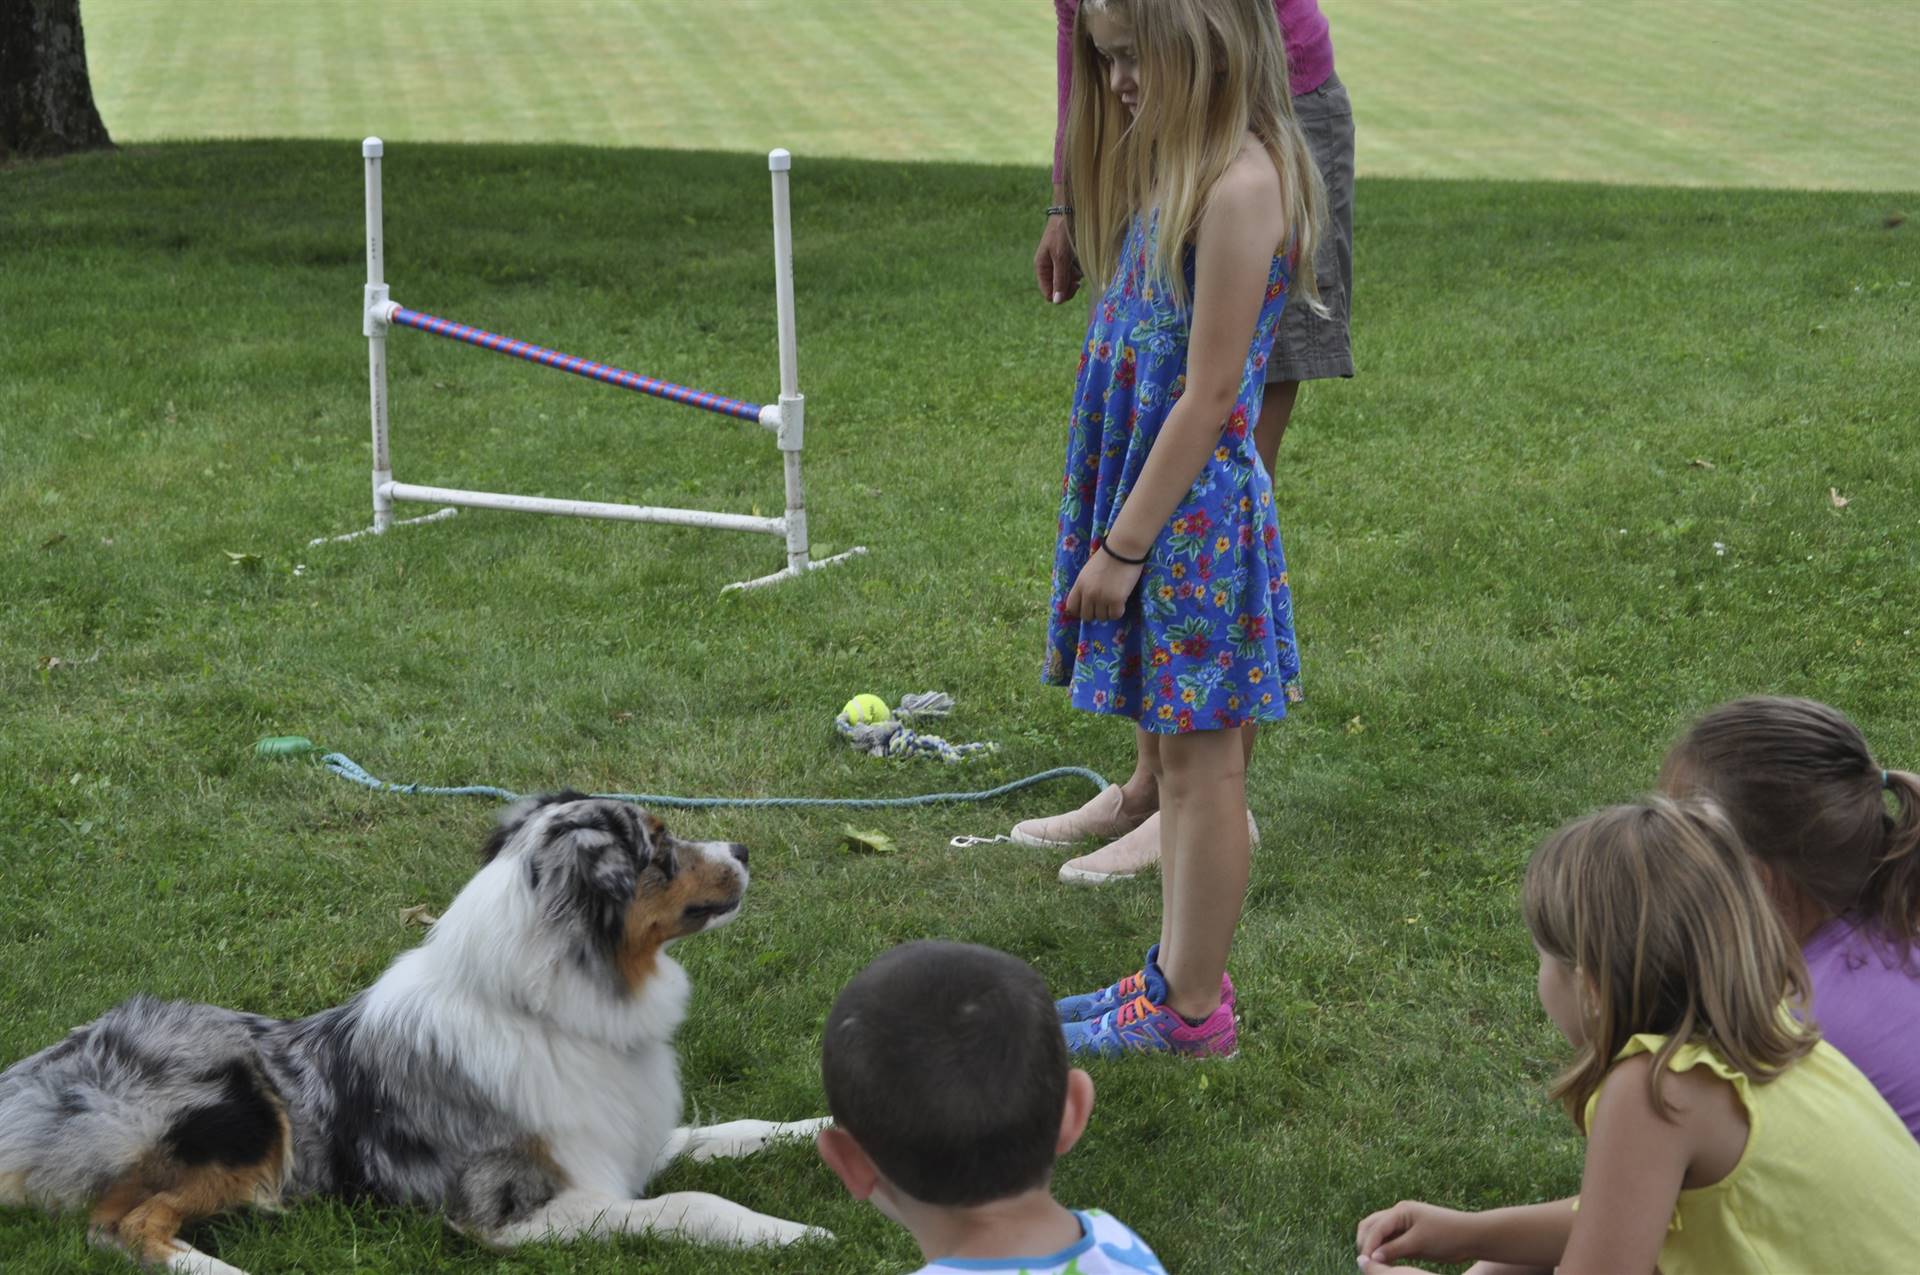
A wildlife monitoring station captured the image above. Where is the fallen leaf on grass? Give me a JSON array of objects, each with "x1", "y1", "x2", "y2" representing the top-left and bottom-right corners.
[
  {"x1": 36, "y1": 649, "x2": 99, "y2": 672},
  {"x1": 224, "y1": 550, "x2": 263, "y2": 570},
  {"x1": 1830, "y1": 487, "x2": 1850, "y2": 509},
  {"x1": 1345, "y1": 716, "x2": 1365, "y2": 736},
  {"x1": 1687, "y1": 458, "x2": 1715, "y2": 470},
  {"x1": 40, "y1": 532, "x2": 66, "y2": 549},
  {"x1": 1887, "y1": 213, "x2": 1907, "y2": 229},
  {"x1": 398, "y1": 904, "x2": 439, "y2": 927},
  {"x1": 839, "y1": 826, "x2": 899, "y2": 855}
]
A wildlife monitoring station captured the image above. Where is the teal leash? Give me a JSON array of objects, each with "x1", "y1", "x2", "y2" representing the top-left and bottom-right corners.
[{"x1": 319, "y1": 752, "x2": 1108, "y2": 811}]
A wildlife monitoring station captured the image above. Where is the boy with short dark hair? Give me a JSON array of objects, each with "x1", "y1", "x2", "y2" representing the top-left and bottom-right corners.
[{"x1": 816, "y1": 941, "x2": 1166, "y2": 1274}]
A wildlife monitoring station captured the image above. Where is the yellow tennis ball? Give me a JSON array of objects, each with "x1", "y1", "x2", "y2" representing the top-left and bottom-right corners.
[{"x1": 842, "y1": 693, "x2": 892, "y2": 725}]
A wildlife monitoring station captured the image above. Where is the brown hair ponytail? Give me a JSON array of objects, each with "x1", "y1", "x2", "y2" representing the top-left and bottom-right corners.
[
  {"x1": 1876, "y1": 768, "x2": 1920, "y2": 946},
  {"x1": 1661, "y1": 697, "x2": 1919, "y2": 963}
]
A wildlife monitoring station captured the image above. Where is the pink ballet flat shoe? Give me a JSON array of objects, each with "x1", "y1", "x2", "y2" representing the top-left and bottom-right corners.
[
  {"x1": 1010, "y1": 784, "x2": 1150, "y2": 848},
  {"x1": 1058, "y1": 810, "x2": 1260, "y2": 885}
]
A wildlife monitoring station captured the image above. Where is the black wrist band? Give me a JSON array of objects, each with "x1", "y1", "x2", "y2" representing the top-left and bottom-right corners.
[
  {"x1": 1046, "y1": 204, "x2": 1073, "y2": 217},
  {"x1": 1099, "y1": 539, "x2": 1149, "y2": 565}
]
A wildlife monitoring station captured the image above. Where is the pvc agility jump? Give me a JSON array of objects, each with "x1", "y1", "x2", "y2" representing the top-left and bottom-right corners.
[{"x1": 315, "y1": 137, "x2": 866, "y2": 592}]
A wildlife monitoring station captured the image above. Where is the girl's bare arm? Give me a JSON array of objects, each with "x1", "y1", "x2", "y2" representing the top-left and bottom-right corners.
[{"x1": 1103, "y1": 149, "x2": 1284, "y2": 556}]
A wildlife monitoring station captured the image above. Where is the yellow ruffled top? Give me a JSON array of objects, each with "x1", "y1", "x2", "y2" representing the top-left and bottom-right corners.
[{"x1": 1579, "y1": 1034, "x2": 1920, "y2": 1273}]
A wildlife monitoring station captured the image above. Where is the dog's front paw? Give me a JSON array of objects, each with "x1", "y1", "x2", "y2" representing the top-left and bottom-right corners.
[
  {"x1": 679, "y1": 1116, "x2": 832, "y2": 1162},
  {"x1": 763, "y1": 1115, "x2": 833, "y2": 1144},
  {"x1": 762, "y1": 1218, "x2": 834, "y2": 1246}
]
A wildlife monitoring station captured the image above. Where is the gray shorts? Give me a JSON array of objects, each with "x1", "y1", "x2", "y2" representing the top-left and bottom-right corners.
[{"x1": 1269, "y1": 71, "x2": 1355, "y2": 382}]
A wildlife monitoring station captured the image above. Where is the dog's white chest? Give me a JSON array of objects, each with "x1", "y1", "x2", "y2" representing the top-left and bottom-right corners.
[{"x1": 539, "y1": 1040, "x2": 682, "y2": 1195}]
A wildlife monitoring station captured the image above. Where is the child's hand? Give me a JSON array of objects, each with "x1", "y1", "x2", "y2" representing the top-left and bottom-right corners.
[
  {"x1": 1355, "y1": 1199, "x2": 1475, "y2": 1266},
  {"x1": 1355, "y1": 1260, "x2": 1437, "y2": 1275},
  {"x1": 1064, "y1": 547, "x2": 1145, "y2": 622}
]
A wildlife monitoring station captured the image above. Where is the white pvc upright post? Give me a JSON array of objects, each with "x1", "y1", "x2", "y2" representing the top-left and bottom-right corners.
[
  {"x1": 768, "y1": 148, "x2": 808, "y2": 575},
  {"x1": 363, "y1": 137, "x2": 394, "y2": 533}
]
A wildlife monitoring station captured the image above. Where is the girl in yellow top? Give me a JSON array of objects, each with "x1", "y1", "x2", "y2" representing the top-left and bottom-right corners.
[{"x1": 1354, "y1": 797, "x2": 1920, "y2": 1275}]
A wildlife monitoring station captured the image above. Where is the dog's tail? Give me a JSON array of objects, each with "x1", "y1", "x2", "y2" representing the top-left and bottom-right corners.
[
  {"x1": 0, "y1": 1002, "x2": 184, "y2": 1211},
  {"x1": 0, "y1": 994, "x2": 298, "y2": 1219}
]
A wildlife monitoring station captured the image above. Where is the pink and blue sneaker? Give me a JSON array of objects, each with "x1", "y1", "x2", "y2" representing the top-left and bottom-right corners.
[
  {"x1": 1061, "y1": 951, "x2": 1239, "y2": 1059},
  {"x1": 1055, "y1": 944, "x2": 1235, "y2": 1024}
]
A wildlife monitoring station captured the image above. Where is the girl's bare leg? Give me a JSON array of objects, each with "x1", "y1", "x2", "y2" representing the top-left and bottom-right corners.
[
  {"x1": 1156, "y1": 727, "x2": 1249, "y2": 1021},
  {"x1": 1073, "y1": 379, "x2": 1298, "y2": 881},
  {"x1": 1119, "y1": 726, "x2": 1160, "y2": 821}
]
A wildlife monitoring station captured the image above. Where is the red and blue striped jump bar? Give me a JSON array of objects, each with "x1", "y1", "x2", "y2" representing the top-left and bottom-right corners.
[{"x1": 389, "y1": 307, "x2": 764, "y2": 423}]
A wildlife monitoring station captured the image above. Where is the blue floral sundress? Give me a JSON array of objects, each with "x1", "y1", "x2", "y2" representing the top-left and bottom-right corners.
[{"x1": 1042, "y1": 211, "x2": 1302, "y2": 735}]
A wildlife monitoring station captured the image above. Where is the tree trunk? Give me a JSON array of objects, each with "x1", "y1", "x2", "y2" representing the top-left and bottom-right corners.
[{"x1": 1, "y1": 0, "x2": 114, "y2": 161}]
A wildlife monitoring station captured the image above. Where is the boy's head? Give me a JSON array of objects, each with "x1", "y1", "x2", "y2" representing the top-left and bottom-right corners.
[{"x1": 817, "y1": 941, "x2": 1092, "y2": 1213}]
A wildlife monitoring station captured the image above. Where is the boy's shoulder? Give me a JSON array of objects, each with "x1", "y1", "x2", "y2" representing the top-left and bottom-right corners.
[{"x1": 911, "y1": 1210, "x2": 1167, "y2": 1275}]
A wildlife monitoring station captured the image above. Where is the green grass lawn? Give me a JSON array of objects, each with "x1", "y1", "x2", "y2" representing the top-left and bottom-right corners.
[
  {"x1": 2, "y1": 135, "x2": 1915, "y2": 1270},
  {"x1": 82, "y1": 0, "x2": 1920, "y2": 189}
]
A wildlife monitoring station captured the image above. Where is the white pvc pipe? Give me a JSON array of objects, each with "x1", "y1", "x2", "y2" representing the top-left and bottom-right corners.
[
  {"x1": 769, "y1": 148, "x2": 809, "y2": 574},
  {"x1": 364, "y1": 137, "x2": 393, "y2": 533},
  {"x1": 769, "y1": 149, "x2": 799, "y2": 400},
  {"x1": 383, "y1": 482, "x2": 785, "y2": 536}
]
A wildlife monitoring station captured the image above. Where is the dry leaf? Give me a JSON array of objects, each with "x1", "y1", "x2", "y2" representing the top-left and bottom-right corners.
[
  {"x1": 398, "y1": 904, "x2": 439, "y2": 927},
  {"x1": 40, "y1": 532, "x2": 67, "y2": 549},
  {"x1": 1345, "y1": 715, "x2": 1365, "y2": 736},
  {"x1": 38, "y1": 656, "x2": 64, "y2": 671},
  {"x1": 1687, "y1": 458, "x2": 1715, "y2": 470},
  {"x1": 1830, "y1": 487, "x2": 1850, "y2": 509},
  {"x1": 839, "y1": 825, "x2": 899, "y2": 855}
]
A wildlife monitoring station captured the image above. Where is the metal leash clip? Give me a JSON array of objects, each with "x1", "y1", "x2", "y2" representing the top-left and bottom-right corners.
[{"x1": 948, "y1": 834, "x2": 1016, "y2": 848}]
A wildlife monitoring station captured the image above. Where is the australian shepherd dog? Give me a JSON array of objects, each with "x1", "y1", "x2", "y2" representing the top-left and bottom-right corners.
[{"x1": 0, "y1": 793, "x2": 830, "y2": 1273}]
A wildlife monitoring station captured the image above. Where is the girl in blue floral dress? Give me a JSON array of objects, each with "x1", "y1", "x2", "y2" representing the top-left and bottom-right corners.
[{"x1": 1041, "y1": 0, "x2": 1326, "y2": 1058}]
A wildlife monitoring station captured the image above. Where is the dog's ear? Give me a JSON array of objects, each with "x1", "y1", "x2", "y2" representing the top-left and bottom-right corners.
[
  {"x1": 481, "y1": 790, "x2": 591, "y2": 864},
  {"x1": 541, "y1": 800, "x2": 657, "y2": 947}
]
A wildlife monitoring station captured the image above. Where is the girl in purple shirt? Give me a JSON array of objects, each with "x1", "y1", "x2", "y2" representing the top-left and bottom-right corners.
[{"x1": 1661, "y1": 696, "x2": 1920, "y2": 1139}]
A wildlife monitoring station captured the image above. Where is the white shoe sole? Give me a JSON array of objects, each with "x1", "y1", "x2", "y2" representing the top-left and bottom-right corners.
[
  {"x1": 1011, "y1": 827, "x2": 1078, "y2": 849},
  {"x1": 1058, "y1": 862, "x2": 1144, "y2": 885}
]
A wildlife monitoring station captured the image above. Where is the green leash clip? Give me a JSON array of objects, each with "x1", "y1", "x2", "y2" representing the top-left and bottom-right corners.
[{"x1": 254, "y1": 736, "x2": 319, "y2": 760}]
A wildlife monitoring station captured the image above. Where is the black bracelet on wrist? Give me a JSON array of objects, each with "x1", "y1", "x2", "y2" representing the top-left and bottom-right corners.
[
  {"x1": 1099, "y1": 539, "x2": 1149, "y2": 566},
  {"x1": 1045, "y1": 204, "x2": 1073, "y2": 217}
]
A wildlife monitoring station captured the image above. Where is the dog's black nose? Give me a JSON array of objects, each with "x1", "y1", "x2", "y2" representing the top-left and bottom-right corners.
[{"x1": 728, "y1": 843, "x2": 749, "y2": 867}]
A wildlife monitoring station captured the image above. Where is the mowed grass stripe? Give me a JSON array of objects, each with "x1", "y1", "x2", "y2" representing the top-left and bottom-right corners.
[
  {"x1": 82, "y1": 0, "x2": 1920, "y2": 189},
  {"x1": 1339, "y1": 0, "x2": 1920, "y2": 189},
  {"x1": 85, "y1": 0, "x2": 1058, "y2": 163}
]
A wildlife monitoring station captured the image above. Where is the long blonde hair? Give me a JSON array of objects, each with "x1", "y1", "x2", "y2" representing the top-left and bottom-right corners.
[
  {"x1": 1522, "y1": 797, "x2": 1817, "y2": 1131},
  {"x1": 1063, "y1": 0, "x2": 1326, "y2": 313}
]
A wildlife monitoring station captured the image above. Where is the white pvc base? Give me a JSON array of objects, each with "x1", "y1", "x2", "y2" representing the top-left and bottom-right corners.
[
  {"x1": 384, "y1": 482, "x2": 784, "y2": 536},
  {"x1": 309, "y1": 507, "x2": 458, "y2": 546},
  {"x1": 723, "y1": 545, "x2": 869, "y2": 592}
]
